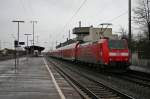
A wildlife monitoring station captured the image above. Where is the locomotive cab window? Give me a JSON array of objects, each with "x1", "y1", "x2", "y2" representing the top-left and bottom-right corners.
[{"x1": 108, "y1": 40, "x2": 127, "y2": 49}]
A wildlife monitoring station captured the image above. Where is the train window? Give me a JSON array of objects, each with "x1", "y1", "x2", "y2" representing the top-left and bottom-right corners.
[{"x1": 108, "y1": 40, "x2": 127, "y2": 49}]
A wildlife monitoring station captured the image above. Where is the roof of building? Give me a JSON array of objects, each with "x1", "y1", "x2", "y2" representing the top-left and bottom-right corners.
[
  {"x1": 73, "y1": 27, "x2": 90, "y2": 34},
  {"x1": 24, "y1": 45, "x2": 45, "y2": 51}
]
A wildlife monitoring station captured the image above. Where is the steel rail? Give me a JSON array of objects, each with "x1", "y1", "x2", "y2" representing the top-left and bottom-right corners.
[{"x1": 46, "y1": 57, "x2": 133, "y2": 99}]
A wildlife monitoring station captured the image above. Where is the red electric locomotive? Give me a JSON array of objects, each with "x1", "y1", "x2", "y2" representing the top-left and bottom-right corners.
[
  {"x1": 48, "y1": 26, "x2": 130, "y2": 69},
  {"x1": 76, "y1": 38, "x2": 130, "y2": 68}
]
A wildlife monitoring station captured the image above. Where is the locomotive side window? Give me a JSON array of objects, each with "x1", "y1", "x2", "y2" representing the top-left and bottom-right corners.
[{"x1": 108, "y1": 40, "x2": 127, "y2": 49}]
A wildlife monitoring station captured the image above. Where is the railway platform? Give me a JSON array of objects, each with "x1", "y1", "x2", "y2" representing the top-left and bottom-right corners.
[
  {"x1": 129, "y1": 65, "x2": 150, "y2": 74},
  {"x1": 0, "y1": 57, "x2": 82, "y2": 99}
]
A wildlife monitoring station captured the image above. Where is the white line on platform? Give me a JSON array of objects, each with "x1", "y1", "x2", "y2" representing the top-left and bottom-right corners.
[{"x1": 43, "y1": 58, "x2": 66, "y2": 99}]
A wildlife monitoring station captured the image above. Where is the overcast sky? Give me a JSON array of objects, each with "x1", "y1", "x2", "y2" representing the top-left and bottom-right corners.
[{"x1": 0, "y1": 0, "x2": 137, "y2": 51}]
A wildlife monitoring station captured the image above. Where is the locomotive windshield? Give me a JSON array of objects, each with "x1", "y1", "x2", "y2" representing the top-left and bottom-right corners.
[{"x1": 108, "y1": 40, "x2": 127, "y2": 49}]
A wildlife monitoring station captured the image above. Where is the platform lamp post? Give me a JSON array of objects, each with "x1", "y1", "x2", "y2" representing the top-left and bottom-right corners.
[
  {"x1": 24, "y1": 34, "x2": 32, "y2": 59},
  {"x1": 12, "y1": 20, "x2": 24, "y2": 72},
  {"x1": 30, "y1": 21, "x2": 37, "y2": 54}
]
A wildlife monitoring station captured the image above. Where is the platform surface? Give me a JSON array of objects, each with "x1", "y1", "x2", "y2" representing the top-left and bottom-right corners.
[{"x1": 0, "y1": 57, "x2": 82, "y2": 99}]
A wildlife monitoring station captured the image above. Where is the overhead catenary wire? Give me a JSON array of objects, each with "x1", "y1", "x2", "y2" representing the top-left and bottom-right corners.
[
  {"x1": 56, "y1": 0, "x2": 88, "y2": 42},
  {"x1": 63, "y1": 0, "x2": 87, "y2": 28},
  {"x1": 109, "y1": 11, "x2": 128, "y2": 22},
  {"x1": 98, "y1": 11, "x2": 128, "y2": 30},
  {"x1": 55, "y1": 1, "x2": 128, "y2": 47}
]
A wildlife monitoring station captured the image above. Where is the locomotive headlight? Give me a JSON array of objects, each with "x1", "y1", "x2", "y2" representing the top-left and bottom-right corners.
[
  {"x1": 109, "y1": 52, "x2": 117, "y2": 56},
  {"x1": 121, "y1": 52, "x2": 129, "y2": 56}
]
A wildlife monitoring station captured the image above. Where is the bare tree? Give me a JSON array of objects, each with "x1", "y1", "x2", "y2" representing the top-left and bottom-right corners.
[
  {"x1": 118, "y1": 26, "x2": 128, "y2": 39},
  {"x1": 133, "y1": 0, "x2": 150, "y2": 41}
]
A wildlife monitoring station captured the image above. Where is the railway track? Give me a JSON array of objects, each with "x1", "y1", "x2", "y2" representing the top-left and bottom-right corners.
[
  {"x1": 111, "y1": 70, "x2": 150, "y2": 88},
  {"x1": 46, "y1": 57, "x2": 133, "y2": 99}
]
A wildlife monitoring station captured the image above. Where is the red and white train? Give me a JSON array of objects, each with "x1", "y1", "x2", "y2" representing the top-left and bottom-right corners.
[
  {"x1": 48, "y1": 27, "x2": 130, "y2": 69},
  {"x1": 48, "y1": 38, "x2": 130, "y2": 68}
]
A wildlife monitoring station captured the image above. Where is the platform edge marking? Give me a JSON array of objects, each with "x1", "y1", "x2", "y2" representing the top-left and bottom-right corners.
[{"x1": 43, "y1": 58, "x2": 66, "y2": 99}]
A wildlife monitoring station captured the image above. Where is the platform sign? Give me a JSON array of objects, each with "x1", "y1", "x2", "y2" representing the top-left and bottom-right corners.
[
  {"x1": 14, "y1": 40, "x2": 18, "y2": 47},
  {"x1": 14, "y1": 40, "x2": 25, "y2": 47},
  {"x1": 19, "y1": 42, "x2": 25, "y2": 45}
]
